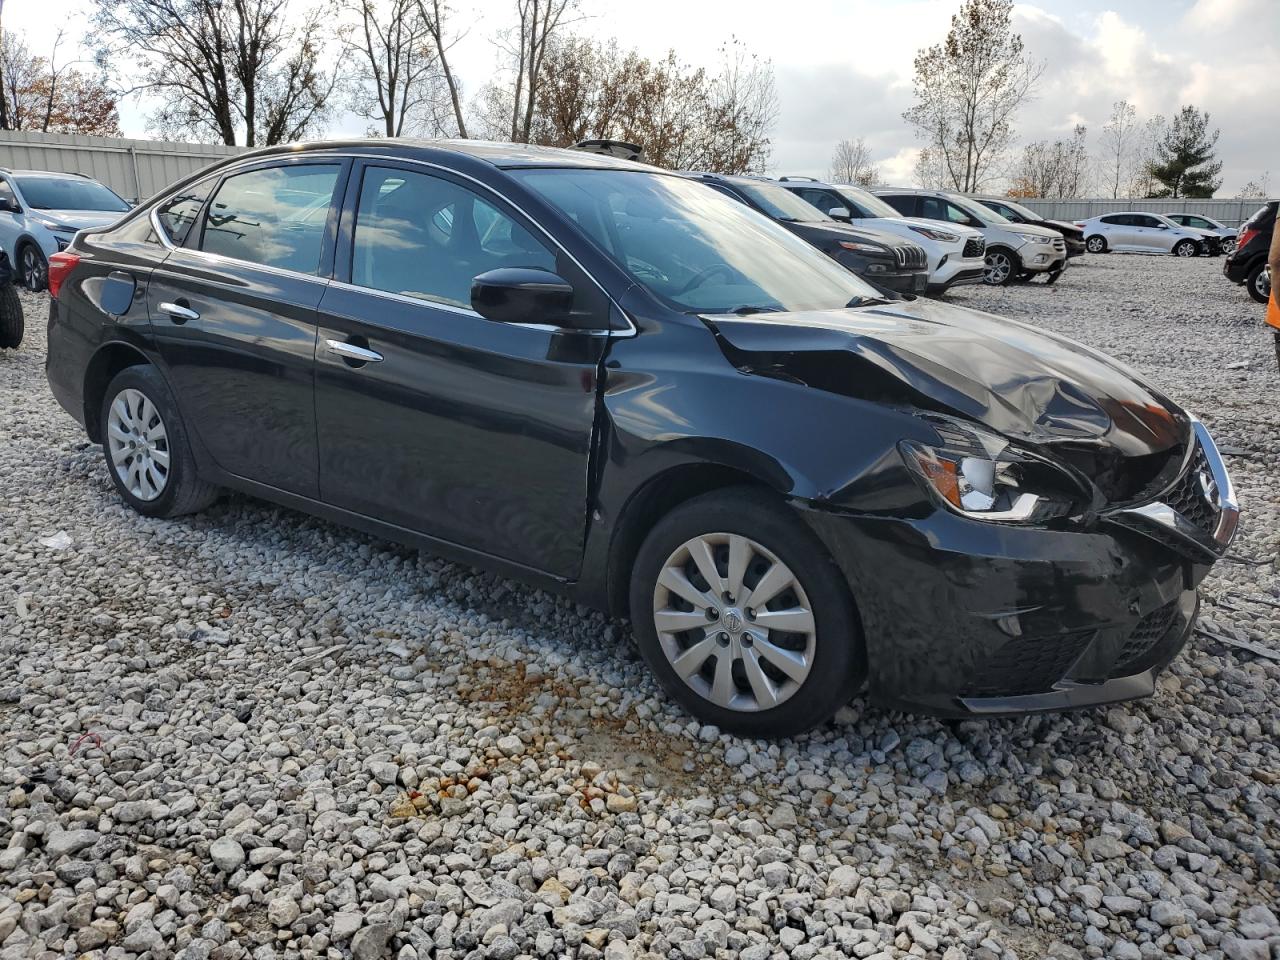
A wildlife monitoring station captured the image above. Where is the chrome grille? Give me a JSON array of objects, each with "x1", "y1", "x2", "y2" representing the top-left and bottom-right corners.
[
  {"x1": 894, "y1": 245, "x2": 928, "y2": 269},
  {"x1": 1165, "y1": 444, "x2": 1221, "y2": 537},
  {"x1": 963, "y1": 237, "x2": 985, "y2": 258}
]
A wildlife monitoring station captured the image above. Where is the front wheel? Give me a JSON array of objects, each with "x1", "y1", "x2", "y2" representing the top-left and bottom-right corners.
[
  {"x1": 1221, "y1": 238, "x2": 1237, "y2": 255},
  {"x1": 983, "y1": 249, "x2": 1018, "y2": 285},
  {"x1": 99, "y1": 365, "x2": 220, "y2": 517},
  {"x1": 1246, "y1": 263, "x2": 1271, "y2": 304},
  {"x1": 0, "y1": 284, "x2": 23, "y2": 349},
  {"x1": 630, "y1": 488, "x2": 865, "y2": 737},
  {"x1": 19, "y1": 243, "x2": 47, "y2": 292},
  {"x1": 1085, "y1": 235, "x2": 1107, "y2": 254},
  {"x1": 1173, "y1": 240, "x2": 1198, "y2": 258}
]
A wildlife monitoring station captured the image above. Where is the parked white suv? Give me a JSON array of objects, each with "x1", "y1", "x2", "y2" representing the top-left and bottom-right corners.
[
  {"x1": 1078, "y1": 213, "x2": 1212, "y2": 257},
  {"x1": 875, "y1": 188, "x2": 1067, "y2": 285},
  {"x1": 778, "y1": 178, "x2": 986, "y2": 295}
]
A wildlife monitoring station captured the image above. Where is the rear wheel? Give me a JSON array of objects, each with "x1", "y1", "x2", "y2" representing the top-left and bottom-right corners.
[
  {"x1": 630, "y1": 487, "x2": 865, "y2": 737},
  {"x1": 983, "y1": 248, "x2": 1018, "y2": 285},
  {"x1": 0, "y1": 285, "x2": 23, "y2": 349},
  {"x1": 1173, "y1": 240, "x2": 1198, "y2": 258},
  {"x1": 99, "y1": 365, "x2": 219, "y2": 517},
  {"x1": 1221, "y1": 237, "x2": 1237, "y2": 255},
  {"x1": 18, "y1": 242, "x2": 47, "y2": 292},
  {"x1": 1085, "y1": 235, "x2": 1107, "y2": 254},
  {"x1": 1246, "y1": 263, "x2": 1271, "y2": 304}
]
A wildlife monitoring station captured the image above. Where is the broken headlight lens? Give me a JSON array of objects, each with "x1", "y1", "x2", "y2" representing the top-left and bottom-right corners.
[{"x1": 899, "y1": 421, "x2": 1080, "y2": 523}]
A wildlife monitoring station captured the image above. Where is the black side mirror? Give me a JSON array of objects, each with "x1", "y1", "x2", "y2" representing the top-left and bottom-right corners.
[
  {"x1": 0, "y1": 198, "x2": 19, "y2": 214},
  {"x1": 471, "y1": 268, "x2": 574, "y2": 325}
]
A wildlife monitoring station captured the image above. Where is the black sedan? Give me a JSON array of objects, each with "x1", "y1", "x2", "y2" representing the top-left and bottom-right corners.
[
  {"x1": 684, "y1": 173, "x2": 931, "y2": 296},
  {"x1": 970, "y1": 195, "x2": 1088, "y2": 258},
  {"x1": 44, "y1": 140, "x2": 1238, "y2": 735}
]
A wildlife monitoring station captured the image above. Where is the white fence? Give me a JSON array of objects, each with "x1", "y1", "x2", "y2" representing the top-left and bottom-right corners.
[
  {"x1": 0, "y1": 131, "x2": 247, "y2": 203},
  {"x1": 1018, "y1": 197, "x2": 1275, "y2": 228}
]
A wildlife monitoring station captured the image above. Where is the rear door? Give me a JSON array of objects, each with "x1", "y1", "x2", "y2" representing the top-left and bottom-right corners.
[
  {"x1": 313, "y1": 160, "x2": 610, "y2": 578},
  {"x1": 149, "y1": 158, "x2": 349, "y2": 497}
]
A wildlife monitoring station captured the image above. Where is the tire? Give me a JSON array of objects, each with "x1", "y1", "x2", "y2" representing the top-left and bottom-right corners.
[
  {"x1": 1221, "y1": 238, "x2": 1236, "y2": 255},
  {"x1": 18, "y1": 242, "x2": 47, "y2": 292},
  {"x1": 1085, "y1": 235, "x2": 1107, "y2": 254},
  {"x1": 629, "y1": 487, "x2": 865, "y2": 737},
  {"x1": 1045, "y1": 268, "x2": 1063, "y2": 285},
  {"x1": 983, "y1": 248, "x2": 1018, "y2": 286},
  {"x1": 1246, "y1": 263, "x2": 1270, "y2": 305},
  {"x1": 1173, "y1": 240, "x2": 1198, "y2": 258},
  {"x1": 99, "y1": 365, "x2": 219, "y2": 517},
  {"x1": 0, "y1": 284, "x2": 22, "y2": 349}
]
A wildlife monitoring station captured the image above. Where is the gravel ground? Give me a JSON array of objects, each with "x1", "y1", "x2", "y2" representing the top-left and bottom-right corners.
[{"x1": 1, "y1": 254, "x2": 1278, "y2": 960}]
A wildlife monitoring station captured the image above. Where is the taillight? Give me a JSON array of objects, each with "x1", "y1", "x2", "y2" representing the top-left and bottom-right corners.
[
  {"x1": 1235, "y1": 227, "x2": 1260, "y2": 253},
  {"x1": 46, "y1": 251, "x2": 80, "y2": 300}
]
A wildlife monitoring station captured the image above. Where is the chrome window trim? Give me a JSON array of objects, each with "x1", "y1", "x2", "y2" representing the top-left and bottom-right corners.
[
  {"x1": 150, "y1": 208, "x2": 178, "y2": 251},
  {"x1": 166, "y1": 244, "x2": 333, "y2": 286}
]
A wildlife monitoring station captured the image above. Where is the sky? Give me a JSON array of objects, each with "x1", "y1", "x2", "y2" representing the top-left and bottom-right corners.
[{"x1": 4, "y1": 0, "x2": 1278, "y2": 195}]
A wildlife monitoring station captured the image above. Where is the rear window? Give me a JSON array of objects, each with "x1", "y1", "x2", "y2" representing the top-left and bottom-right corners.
[
  {"x1": 156, "y1": 178, "x2": 215, "y2": 246},
  {"x1": 200, "y1": 164, "x2": 340, "y2": 274}
]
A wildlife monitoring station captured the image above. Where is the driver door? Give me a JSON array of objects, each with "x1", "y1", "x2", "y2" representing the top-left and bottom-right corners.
[{"x1": 313, "y1": 161, "x2": 611, "y2": 578}]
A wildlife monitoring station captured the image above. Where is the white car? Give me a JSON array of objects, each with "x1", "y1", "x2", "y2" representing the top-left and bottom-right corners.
[
  {"x1": 778, "y1": 178, "x2": 986, "y2": 294},
  {"x1": 1167, "y1": 213, "x2": 1237, "y2": 253},
  {"x1": 1078, "y1": 213, "x2": 1212, "y2": 257},
  {"x1": 875, "y1": 188, "x2": 1068, "y2": 285}
]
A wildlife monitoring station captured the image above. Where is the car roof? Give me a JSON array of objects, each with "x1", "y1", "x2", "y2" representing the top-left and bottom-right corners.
[
  {"x1": 3, "y1": 169, "x2": 96, "y2": 180},
  {"x1": 218, "y1": 138, "x2": 658, "y2": 173}
]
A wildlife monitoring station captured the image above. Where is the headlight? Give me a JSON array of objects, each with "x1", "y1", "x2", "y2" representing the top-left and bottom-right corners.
[
  {"x1": 837, "y1": 240, "x2": 884, "y2": 254},
  {"x1": 35, "y1": 216, "x2": 73, "y2": 232},
  {"x1": 1016, "y1": 233, "x2": 1052, "y2": 245},
  {"x1": 908, "y1": 225, "x2": 959, "y2": 243},
  {"x1": 899, "y1": 419, "x2": 1082, "y2": 523}
]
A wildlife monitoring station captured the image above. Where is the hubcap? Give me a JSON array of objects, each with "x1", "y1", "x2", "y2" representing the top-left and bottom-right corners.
[
  {"x1": 1176, "y1": 242, "x2": 1195, "y2": 257},
  {"x1": 984, "y1": 253, "x2": 1011, "y2": 284},
  {"x1": 652, "y1": 532, "x2": 816, "y2": 712},
  {"x1": 22, "y1": 248, "x2": 44, "y2": 287},
  {"x1": 1087, "y1": 237, "x2": 1104, "y2": 253},
  {"x1": 107, "y1": 388, "x2": 170, "y2": 501}
]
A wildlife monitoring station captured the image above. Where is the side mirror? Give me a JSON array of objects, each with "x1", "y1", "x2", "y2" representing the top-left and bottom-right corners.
[
  {"x1": 827, "y1": 206, "x2": 852, "y2": 221},
  {"x1": 0, "y1": 198, "x2": 19, "y2": 214},
  {"x1": 1157, "y1": 223, "x2": 1169, "y2": 229},
  {"x1": 471, "y1": 268, "x2": 574, "y2": 325}
]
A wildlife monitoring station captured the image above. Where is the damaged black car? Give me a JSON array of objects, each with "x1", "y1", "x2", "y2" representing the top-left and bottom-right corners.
[{"x1": 45, "y1": 141, "x2": 1239, "y2": 736}]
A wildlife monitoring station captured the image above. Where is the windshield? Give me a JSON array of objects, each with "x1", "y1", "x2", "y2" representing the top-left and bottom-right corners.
[
  {"x1": 833, "y1": 186, "x2": 901, "y2": 219},
  {"x1": 16, "y1": 176, "x2": 129, "y2": 213},
  {"x1": 512, "y1": 169, "x2": 879, "y2": 314},
  {"x1": 947, "y1": 193, "x2": 1009, "y2": 225},
  {"x1": 994, "y1": 198, "x2": 1040, "y2": 221},
  {"x1": 735, "y1": 181, "x2": 830, "y2": 222}
]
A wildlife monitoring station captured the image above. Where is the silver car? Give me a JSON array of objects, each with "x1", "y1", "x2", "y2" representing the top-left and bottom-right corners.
[
  {"x1": 0, "y1": 169, "x2": 132, "y2": 291},
  {"x1": 874, "y1": 188, "x2": 1067, "y2": 285},
  {"x1": 1166, "y1": 213, "x2": 1238, "y2": 254},
  {"x1": 1078, "y1": 213, "x2": 1212, "y2": 257}
]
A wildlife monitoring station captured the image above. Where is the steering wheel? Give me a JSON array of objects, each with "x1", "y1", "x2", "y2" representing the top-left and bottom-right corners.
[
  {"x1": 627, "y1": 257, "x2": 670, "y2": 285},
  {"x1": 678, "y1": 263, "x2": 738, "y2": 295}
]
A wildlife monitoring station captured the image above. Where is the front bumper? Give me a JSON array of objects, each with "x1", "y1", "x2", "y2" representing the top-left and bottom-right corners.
[
  {"x1": 876, "y1": 269, "x2": 931, "y2": 295},
  {"x1": 800, "y1": 422, "x2": 1238, "y2": 718},
  {"x1": 1017, "y1": 242, "x2": 1068, "y2": 273},
  {"x1": 928, "y1": 255, "x2": 987, "y2": 293}
]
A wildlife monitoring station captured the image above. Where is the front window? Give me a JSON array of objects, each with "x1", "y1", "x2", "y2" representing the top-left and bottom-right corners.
[
  {"x1": 833, "y1": 186, "x2": 901, "y2": 219},
  {"x1": 991, "y1": 198, "x2": 1041, "y2": 222},
  {"x1": 512, "y1": 169, "x2": 879, "y2": 314},
  {"x1": 15, "y1": 176, "x2": 130, "y2": 213}
]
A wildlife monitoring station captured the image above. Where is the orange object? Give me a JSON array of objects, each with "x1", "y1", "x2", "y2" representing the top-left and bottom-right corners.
[{"x1": 1268, "y1": 289, "x2": 1280, "y2": 330}]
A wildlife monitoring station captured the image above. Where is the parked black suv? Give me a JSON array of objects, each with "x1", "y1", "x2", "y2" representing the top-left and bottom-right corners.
[
  {"x1": 1224, "y1": 200, "x2": 1276, "y2": 304},
  {"x1": 684, "y1": 173, "x2": 930, "y2": 295},
  {"x1": 969, "y1": 196, "x2": 1087, "y2": 258},
  {"x1": 45, "y1": 140, "x2": 1238, "y2": 733}
]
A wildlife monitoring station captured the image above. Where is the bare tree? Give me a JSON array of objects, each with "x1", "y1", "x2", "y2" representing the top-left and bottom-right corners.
[
  {"x1": 1009, "y1": 125, "x2": 1088, "y2": 198},
  {"x1": 527, "y1": 35, "x2": 775, "y2": 174},
  {"x1": 1, "y1": 25, "x2": 120, "y2": 134},
  {"x1": 828, "y1": 137, "x2": 879, "y2": 186},
  {"x1": 343, "y1": 0, "x2": 450, "y2": 136},
  {"x1": 91, "y1": 0, "x2": 338, "y2": 146},
  {"x1": 498, "y1": 0, "x2": 579, "y2": 143},
  {"x1": 1235, "y1": 172, "x2": 1271, "y2": 200},
  {"x1": 1130, "y1": 114, "x2": 1167, "y2": 199},
  {"x1": 912, "y1": 146, "x2": 947, "y2": 189},
  {"x1": 1097, "y1": 100, "x2": 1137, "y2": 199},
  {"x1": 417, "y1": 0, "x2": 468, "y2": 137},
  {"x1": 903, "y1": 0, "x2": 1043, "y2": 192}
]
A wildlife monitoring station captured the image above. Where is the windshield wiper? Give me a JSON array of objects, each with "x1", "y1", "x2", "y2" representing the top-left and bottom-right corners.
[
  {"x1": 846, "y1": 295, "x2": 889, "y2": 308},
  {"x1": 728, "y1": 304, "x2": 783, "y2": 315}
]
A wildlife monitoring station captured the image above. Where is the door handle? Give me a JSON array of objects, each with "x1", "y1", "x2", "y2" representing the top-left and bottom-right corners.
[
  {"x1": 158, "y1": 302, "x2": 200, "y2": 323},
  {"x1": 324, "y1": 338, "x2": 383, "y2": 363}
]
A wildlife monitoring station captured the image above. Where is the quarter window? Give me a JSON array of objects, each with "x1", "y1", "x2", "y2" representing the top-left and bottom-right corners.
[
  {"x1": 201, "y1": 164, "x2": 340, "y2": 274},
  {"x1": 156, "y1": 178, "x2": 215, "y2": 246},
  {"x1": 351, "y1": 166, "x2": 556, "y2": 308}
]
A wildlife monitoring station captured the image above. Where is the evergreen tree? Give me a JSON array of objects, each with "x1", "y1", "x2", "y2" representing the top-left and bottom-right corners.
[{"x1": 1147, "y1": 106, "x2": 1222, "y2": 198}]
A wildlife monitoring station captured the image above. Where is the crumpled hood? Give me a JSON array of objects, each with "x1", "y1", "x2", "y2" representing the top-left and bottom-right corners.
[{"x1": 705, "y1": 298, "x2": 1187, "y2": 458}]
